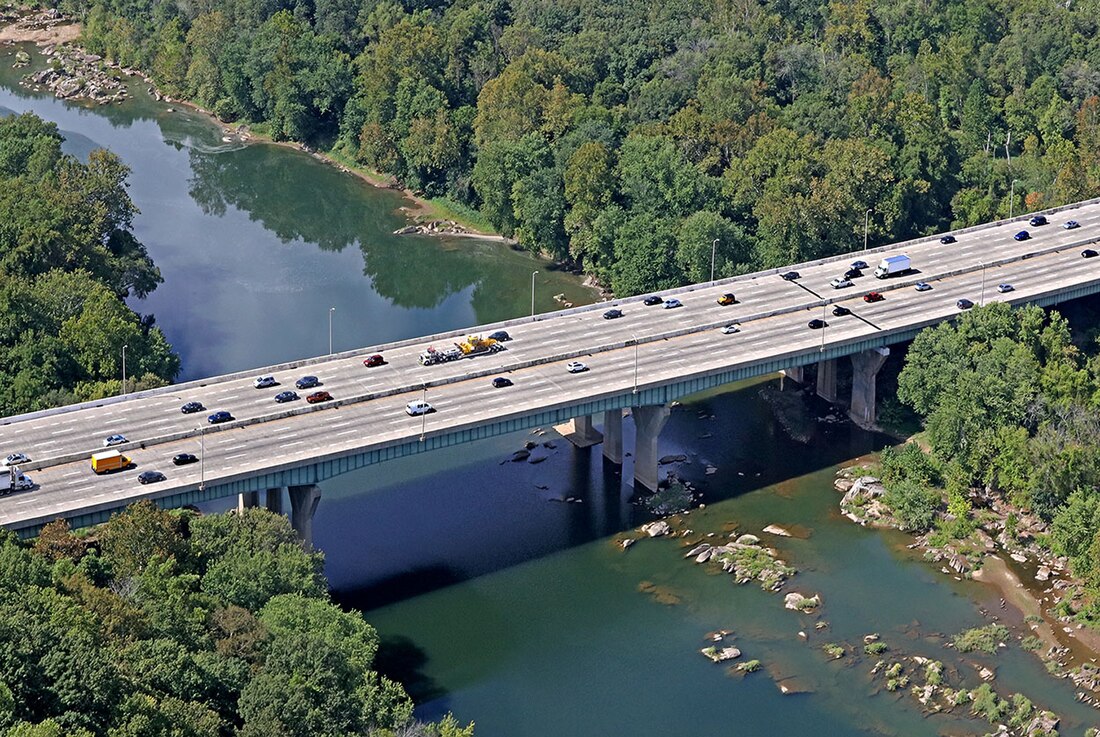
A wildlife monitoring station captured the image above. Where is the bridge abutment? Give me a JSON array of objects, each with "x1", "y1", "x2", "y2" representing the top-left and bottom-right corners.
[
  {"x1": 602, "y1": 409, "x2": 623, "y2": 464},
  {"x1": 289, "y1": 484, "x2": 322, "y2": 549},
  {"x1": 781, "y1": 366, "x2": 804, "y2": 388},
  {"x1": 816, "y1": 358, "x2": 838, "y2": 403},
  {"x1": 237, "y1": 491, "x2": 260, "y2": 513},
  {"x1": 632, "y1": 404, "x2": 670, "y2": 492},
  {"x1": 849, "y1": 347, "x2": 890, "y2": 429}
]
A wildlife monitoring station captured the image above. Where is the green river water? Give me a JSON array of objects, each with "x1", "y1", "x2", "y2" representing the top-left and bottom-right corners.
[{"x1": 2, "y1": 41, "x2": 1098, "y2": 736}]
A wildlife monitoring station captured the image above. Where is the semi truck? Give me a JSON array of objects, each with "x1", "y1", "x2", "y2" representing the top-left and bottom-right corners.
[
  {"x1": 418, "y1": 335, "x2": 505, "y2": 365},
  {"x1": 1, "y1": 468, "x2": 33, "y2": 494},
  {"x1": 91, "y1": 451, "x2": 132, "y2": 474},
  {"x1": 874, "y1": 254, "x2": 911, "y2": 279}
]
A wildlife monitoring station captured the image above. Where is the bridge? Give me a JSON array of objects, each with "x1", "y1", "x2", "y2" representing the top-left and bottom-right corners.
[{"x1": 3, "y1": 198, "x2": 1100, "y2": 542}]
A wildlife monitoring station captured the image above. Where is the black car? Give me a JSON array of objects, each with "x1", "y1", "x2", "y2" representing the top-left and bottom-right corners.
[
  {"x1": 489, "y1": 330, "x2": 511, "y2": 341},
  {"x1": 492, "y1": 377, "x2": 513, "y2": 388},
  {"x1": 172, "y1": 453, "x2": 198, "y2": 466},
  {"x1": 781, "y1": 271, "x2": 801, "y2": 281},
  {"x1": 832, "y1": 305, "x2": 851, "y2": 316},
  {"x1": 1014, "y1": 230, "x2": 1030, "y2": 241},
  {"x1": 1029, "y1": 215, "x2": 1047, "y2": 226},
  {"x1": 180, "y1": 401, "x2": 204, "y2": 414},
  {"x1": 843, "y1": 268, "x2": 862, "y2": 279},
  {"x1": 274, "y1": 391, "x2": 299, "y2": 403},
  {"x1": 138, "y1": 470, "x2": 166, "y2": 484},
  {"x1": 643, "y1": 295, "x2": 663, "y2": 306},
  {"x1": 207, "y1": 411, "x2": 233, "y2": 424},
  {"x1": 1083, "y1": 249, "x2": 1098, "y2": 258},
  {"x1": 940, "y1": 235, "x2": 956, "y2": 244},
  {"x1": 295, "y1": 376, "x2": 320, "y2": 389},
  {"x1": 603, "y1": 309, "x2": 623, "y2": 320},
  {"x1": 956, "y1": 298, "x2": 974, "y2": 310},
  {"x1": 808, "y1": 318, "x2": 827, "y2": 329}
]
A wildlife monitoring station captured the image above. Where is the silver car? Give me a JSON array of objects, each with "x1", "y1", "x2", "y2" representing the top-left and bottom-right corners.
[{"x1": 103, "y1": 434, "x2": 128, "y2": 447}]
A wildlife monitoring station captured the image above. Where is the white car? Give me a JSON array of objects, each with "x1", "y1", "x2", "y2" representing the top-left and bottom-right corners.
[
  {"x1": 253, "y1": 375, "x2": 277, "y2": 388},
  {"x1": 914, "y1": 282, "x2": 932, "y2": 292},
  {"x1": 1063, "y1": 220, "x2": 1080, "y2": 229},
  {"x1": 566, "y1": 361, "x2": 588, "y2": 373},
  {"x1": 3, "y1": 453, "x2": 30, "y2": 467},
  {"x1": 721, "y1": 323, "x2": 741, "y2": 334},
  {"x1": 663, "y1": 298, "x2": 682, "y2": 309},
  {"x1": 997, "y1": 283, "x2": 1014, "y2": 293},
  {"x1": 829, "y1": 277, "x2": 853, "y2": 289},
  {"x1": 405, "y1": 400, "x2": 433, "y2": 416},
  {"x1": 103, "y1": 434, "x2": 128, "y2": 447}
]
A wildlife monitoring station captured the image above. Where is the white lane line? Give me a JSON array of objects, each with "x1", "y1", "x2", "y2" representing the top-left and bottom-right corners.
[
  {"x1": 61, "y1": 470, "x2": 81, "y2": 478},
  {"x1": 224, "y1": 444, "x2": 247, "y2": 451},
  {"x1": 50, "y1": 430, "x2": 69, "y2": 435},
  {"x1": 282, "y1": 440, "x2": 305, "y2": 447},
  {"x1": 226, "y1": 453, "x2": 248, "y2": 460},
  {"x1": 335, "y1": 429, "x2": 359, "y2": 436}
]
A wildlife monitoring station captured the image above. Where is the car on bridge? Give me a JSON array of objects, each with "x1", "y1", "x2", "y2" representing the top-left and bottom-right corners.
[
  {"x1": 603, "y1": 309, "x2": 623, "y2": 319},
  {"x1": 306, "y1": 391, "x2": 333, "y2": 403},
  {"x1": 253, "y1": 375, "x2": 277, "y2": 388},
  {"x1": 863, "y1": 291, "x2": 885, "y2": 303},
  {"x1": 717, "y1": 293, "x2": 736, "y2": 305},
  {"x1": 3, "y1": 453, "x2": 29, "y2": 467},
  {"x1": 488, "y1": 330, "x2": 511, "y2": 341},
  {"x1": 172, "y1": 453, "x2": 198, "y2": 465},
  {"x1": 940, "y1": 235, "x2": 956, "y2": 244},
  {"x1": 364, "y1": 354, "x2": 385, "y2": 367},
  {"x1": 207, "y1": 411, "x2": 233, "y2": 424},
  {"x1": 295, "y1": 376, "x2": 320, "y2": 389},
  {"x1": 274, "y1": 391, "x2": 299, "y2": 403},
  {"x1": 914, "y1": 282, "x2": 932, "y2": 291},
  {"x1": 832, "y1": 306, "x2": 851, "y2": 316},
  {"x1": 808, "y1": 319, "x2": 827, "y2": 329},
  {"x1": 138, "y1": 470, "x2": 166, "y2": 485},
  {"x1": 103, "y1": 434, "x2": 127, "y2": 447},
  {"x1": 844, "y1": 268, "x2": 862, "y2": 279},
  {"x1": 405, "y1": 399, "x2": 433, "y2": 416},
  {"x1": 643, "y1": 295, "x2": 663, "y2": 306},
  {"x1": 781, "y1": 271, "x2": 800, "y2": 281},
  {"x1": 997, "y1": 283, "x2": 1014, "y2": 293},
  {"x1": 1029, "y1": 215, "x2": 1047, "y2": 226},
  {"x1": 1083, "y1": 249, "x2": 1098, "y2": 258},
  {"x1": 180, "y1": 401, "x2": 204, "y2": 414},
  {"x1": 1064, "y1": 220, "x2": 1080, "y2": 230},
  {"x1": 492, "y1": 377, "x2": 513, "y2": 388},
  {"x1": 830, "y1": 277, "x2": 853, "y2": 289},
  {"x1": 663, "y1": 298, "x2": 682, "y2": 309},
  {"x1": 1013, "y1": 230, "x2": 1030, "y2": 241},
  {"x1": 566, "y1": 361, "x2": 588, "y2": 373},
  {"x1": 850, "y1": 260, "x2": 868, "y2": 270},
  {"x1": 956, "y1": 299, "x2": 974, "y2": 310},
  {"x1": 721, "y1": 323, "x2": 740, "y2": 334}
]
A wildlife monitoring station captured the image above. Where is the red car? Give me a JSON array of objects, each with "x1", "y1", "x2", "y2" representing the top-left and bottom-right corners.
[
  {"x1": 863, "y1": 291, "x2": 885, "y2": 303},
  {"x1": 363, "y1": 354, "x2": 385, "y2": 367},
  {"x1": 306, "y1": 391, "x2": 333, "y2": 404}
]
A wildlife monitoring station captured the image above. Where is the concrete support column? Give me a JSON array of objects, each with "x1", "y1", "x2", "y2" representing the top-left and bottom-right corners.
[
  {"x1": 603, "y1": 409, "x2": 623, "y2": 464},
  {"x1": 816, "y1": 358, "x2": 838, "y2": 403},
  {"x1": 556, "y1": 415, "x2": 604, "y2": 448},
  {"x1": 849, "y1": 347, "x2": 890, "y2": 429},
  {"x1": 781, "y1": 365, "x2": 804, "y2": 388},
  {"x1": 265, "y1": 487, "x2": 284, "y2": 515},
  {"x1": 237, "y1": 491, "x2": 260, "y2": 514},
  {"x1": 289, "y1": 484, "x2": 322, "y2": 549},
  {"x1": 632, "y1": 404, "x2": 671, "y2": 492}
]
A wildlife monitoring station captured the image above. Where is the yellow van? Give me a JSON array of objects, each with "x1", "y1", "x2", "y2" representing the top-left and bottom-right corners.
[{"x1": 91, "y1": 451, "x2": 132, "y2": 474}]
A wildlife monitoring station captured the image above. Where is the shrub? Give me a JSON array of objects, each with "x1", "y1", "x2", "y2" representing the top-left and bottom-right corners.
[
  {"x1": 882, "y1": 480, "x2": 942, "y2": 532},
  {"x1": 864, "y1": 641, "x2": 888, "y2": 655},
  {"x1": 822, "y1": 644, "x2": 844, "y2": 659},
  {"x1": 953, "y1": 624, "x2": 1009, "y2": 654},
  {"x1": 970, "y1": 683, "x2": 1008, "y2": 723}
]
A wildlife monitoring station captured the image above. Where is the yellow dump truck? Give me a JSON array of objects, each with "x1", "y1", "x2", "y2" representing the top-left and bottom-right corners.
[{"x1": 91, "y1": 451, "x2": 132, "y2": 474}]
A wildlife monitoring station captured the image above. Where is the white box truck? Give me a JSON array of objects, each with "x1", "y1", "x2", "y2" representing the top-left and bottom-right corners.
[
  {"x1": 1, "y1": 468, "x2": 33, "y2": 494},
  {"x1": 874, "y1": 254, "x2": 911, "y2": 278}
]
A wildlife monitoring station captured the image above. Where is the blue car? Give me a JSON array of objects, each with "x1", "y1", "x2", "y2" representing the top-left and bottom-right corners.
[
  {"x1": 207, "y1": 411, "x2": 233, "y2": 424},
  {"x1": 295, "y1": 376, "x2": 320, "y2": 389},
  {"x1": 1013, "y1": 230, "x2": 1030, "y2": 241}
]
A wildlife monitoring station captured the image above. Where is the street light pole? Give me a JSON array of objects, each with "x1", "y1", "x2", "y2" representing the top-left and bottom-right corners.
[
  {"x1": 328, "y1": 307, "x2": 335, "y2": 355},
  {"x1": 863, "y1": 208, "x2": 872, "y2": 254},
  {"x1": 419, "y1": 387, "x2": 427, "y2": 442},
  {"x1": 820, "y1": 303, "x2": 827, "y2": 352},
  {"x1": 632, "y1": 333, "x2": 639, "y2": 394},
  {"x1": 121, "y1": 344, "x2": 128, "y2": 395},
  {"x1": 710, "y1": 238, "x2": 718, "y2": 282},
  {"x1": 199, "y1": 426, "x2": 205, "y2": 491},
  {"x1": 980, "y1": 262, "x2": 987, "y2": 306},
  {"x1": 1010, "y1": 179, "x2": 1019, "y2": 219},
  {"x1": 530, "y1": 270, "x2": 539, "y2": 317}
]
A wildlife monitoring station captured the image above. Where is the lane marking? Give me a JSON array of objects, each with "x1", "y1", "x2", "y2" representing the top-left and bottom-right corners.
[{"x1": 226, "y1": 453, "x2": 248, "y2": 460}]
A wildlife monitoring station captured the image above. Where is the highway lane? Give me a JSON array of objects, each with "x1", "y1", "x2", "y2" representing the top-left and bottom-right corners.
[
  {"x1": 2, "y1": 200, "x2": 1100, "y2": 472},
  {"x1": 5, "y1": 239, "x2": 1100, "y2": 526}
]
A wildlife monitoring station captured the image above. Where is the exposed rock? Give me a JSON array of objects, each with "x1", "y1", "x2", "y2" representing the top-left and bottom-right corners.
[
  {"x1": 784, "y1": 592, "x2": 821, "y2": 611},
  {"x1": 978, "y1": 666, "x2": 996, "y2": 681},
  {"x1": 763, "y1": 524, "x2": 793, "y2": 537},
  {"x1": 700, "y1": 646, "x2": 741, "y2": 662},
  {"x1": 735, "y1": 534, "x2": 760, "y2": 546},
  {"x1": 1036, "y1": 566, "x2": 1051, "y2": 582},
  {"x1": 685, "y1": 543, "x2": 712, "y2": 558},
  {"x1": 641, "y1": 520, "x2": 671, "y2": 538},
  {"x1": 620, "y1": 538, "x2": 635, "y2": 550},
  {"x1": 1025, "y1": 712, "x2": 1059, "y2": 735}
]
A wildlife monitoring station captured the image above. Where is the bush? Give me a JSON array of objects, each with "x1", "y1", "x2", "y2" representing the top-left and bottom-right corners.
[
  {"x1": 882, "y1": 480, "x2": 942, "y2": 531},
  {"x1": 822, "y1": 644, "x2": 844, "y2": 659},
  {"x1": 1021, "y1": 635, "x2": 1043, "y2": 651},
  {"x1": 953, "y1": 624, "x2": 1009, "y2": 654},
  {"x1": 970, "y1": 683, "x2": 1008, "y2": 723},
  {"x1": 864, "y1": 641, "x2": 888, "y2": 655},
  {"x1": 880, "y1": 443, "x2": 942, "y2": 487}
]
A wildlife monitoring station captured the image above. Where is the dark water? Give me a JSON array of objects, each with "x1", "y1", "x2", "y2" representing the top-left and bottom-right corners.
[{"x1": 3, "y1": 41, "x2": 1098, "y2": 737}]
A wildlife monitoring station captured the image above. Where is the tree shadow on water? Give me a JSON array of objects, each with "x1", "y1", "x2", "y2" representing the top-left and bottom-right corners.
[{"x1": 374, "y1": 634, "x2": 446, "y2": 704}]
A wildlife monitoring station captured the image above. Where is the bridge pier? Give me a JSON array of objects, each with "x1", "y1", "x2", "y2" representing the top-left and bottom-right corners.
[
  {"x1": 849, "y1": 347, "x2": 890, "y2": 429},
  {"x1": 237, "y1": 491, "x2": 260, "y2": 513},
  {"x1": 603, "y1": 409, "x2": 623, "y2": 464},
  {"x1": 556, "y1": 414, "x2": 604, "y2": 447},
  {"x1": 289, "y1": 484, "x2": 322, "y2": 549},
  {"x1": 265, "y1": 487, "x2": 284, "y2": 515},
  {"x1": 816, "y1": 358, "x2": 838, "y2": 403},
  {"x1": 781, "y1": 365, "x2": 804, "y2": 388},
  {"x1": 632, "y1": 404, "x2": 670, "y2": 492}
]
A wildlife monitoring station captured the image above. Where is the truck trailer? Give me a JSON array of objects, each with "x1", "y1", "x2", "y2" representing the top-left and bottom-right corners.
[
  {"x1": 874, "y1": 254, "x2": 911, "y2": 279},
  {"x1": 91, "y1": 451, "x2": 132, "y2": 474}
]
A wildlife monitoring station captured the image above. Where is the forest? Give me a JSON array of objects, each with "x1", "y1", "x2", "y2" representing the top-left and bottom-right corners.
[
  {"x1": 56, "y1": 0, "x2": 1100, "y2": 296},
  {"x1": 0, "y1": 113, "x2": 179, "y2": 416},
  {"x1": 0, "y1": 502, "x2": 472, "y2": 737}
]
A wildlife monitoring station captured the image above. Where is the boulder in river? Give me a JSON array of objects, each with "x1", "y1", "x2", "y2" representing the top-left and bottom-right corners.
[
  {"x1": 701, "y1": 646, "x2": 741, "y2": 662},
  {"x1": 763, "y1": 524, "x2": 792, "y2": 537},
  {"x1": 641, "y1": 520, "x2": 671, "y2": 538}
]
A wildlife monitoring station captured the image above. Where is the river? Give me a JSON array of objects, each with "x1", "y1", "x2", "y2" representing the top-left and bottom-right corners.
[{"x1": 2, "y1": 42, "x2": 1098, "y2": 736}]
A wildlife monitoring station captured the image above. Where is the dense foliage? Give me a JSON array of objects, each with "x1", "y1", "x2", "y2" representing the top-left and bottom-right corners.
[
  {"x1": 0, "y1": 113, "x2": 178, "y2": 415},
  {"x1": 56, "y1": 0, "x2": 1100, "y2": 294},
  {"x1": 0, "y1": 503, "x2": 444, "y2": 737},
  {"x1": 893, "y1": 302, "x2": 1100, "y2": 621}
]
